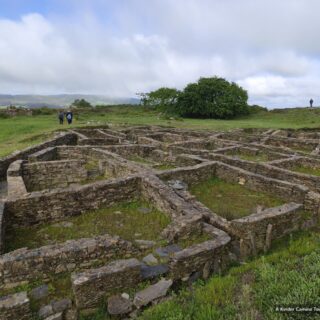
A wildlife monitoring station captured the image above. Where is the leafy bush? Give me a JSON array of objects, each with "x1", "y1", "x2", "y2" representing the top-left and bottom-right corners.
[
  {"x1": 0, "y1": 112, "x2": 10, "y2": 119},
  {"x1": 142, "y1": 87, "x2": 180, "y2": 112},
  {"x1": 175, "y1": 77, "x2": 249, "y2": 119},
  {"x1": 249, "y1": 104, "x2": 268, "y2": 114},
  {"x1": 32, "y1": 107, "x2": 56, "y2": 115},
  {"x1": 71, "y1": 99, "x2": 93, "y2": 109}
]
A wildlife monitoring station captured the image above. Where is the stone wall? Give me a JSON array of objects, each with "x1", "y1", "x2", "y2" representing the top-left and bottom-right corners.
[
  {"x1": 157, "y1": 162, "x2": 217, "y2": 186},
  {"x1": 72, "y1": 258, "x2": 142, "y2": 310},
  {"x1": 0, "y1": 133, "x2": 77, "y2": 179},
  {"x1": 4, "y1": 176, "x2": 141, "y2": 227},
  {"x1": 6, "y1": 161, "x2": 27, "y2": 199},
  {"x1": 22, "y1": 160, "x2": 88, "y2": 191},
  {"x1": 264, "y1": 136, "x2": 319, "y2": 151},
  {"x1": 27, "y1": 147, "x2": 58, "y2": 162},
  {"x1": 228, "y1": 203, "x2": 307, "y2": 256},
  {"x1": 214, "y1": 162, "x2": 308, "y2": 203},
  {"x1": 0, "y1": 235, "x2": 137, "y2": 287},
  {"x1": 209, "y1": 154, "x2": 320, "y2": 194},
  {"x1": 0, "y1": 203, "x2": 5, "y2": 254},
  {"x1": 0, "y1": 292, "x2": 31, "y2": 320},
  {"x1": 169, "y1": 225, "x2": 231, "y2": 279}
]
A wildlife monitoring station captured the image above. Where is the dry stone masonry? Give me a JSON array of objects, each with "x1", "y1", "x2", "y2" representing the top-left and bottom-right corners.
[{"x1": 0, "y1": 125, "x2": 319, "y2": 319}]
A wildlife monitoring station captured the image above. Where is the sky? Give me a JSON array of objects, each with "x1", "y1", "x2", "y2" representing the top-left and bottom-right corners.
[{"x1": 0, "y1": 0, "x2": 319, "y2": 108}]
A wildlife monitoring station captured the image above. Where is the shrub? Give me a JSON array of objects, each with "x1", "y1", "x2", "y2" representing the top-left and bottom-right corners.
[{"x1": 175, "y1": 77, "x2": 249, "y2": 119}]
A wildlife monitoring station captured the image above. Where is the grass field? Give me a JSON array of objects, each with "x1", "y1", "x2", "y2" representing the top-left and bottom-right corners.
[
  {"x1": 1, "y1": 106, "x2": 320, "y2": 157},
  {"x1": 189, "y1": 177, "x2": 284, "y2": 220},
  {"x1": 5, "y1": 200, "x2": 170, "y2": 252}
]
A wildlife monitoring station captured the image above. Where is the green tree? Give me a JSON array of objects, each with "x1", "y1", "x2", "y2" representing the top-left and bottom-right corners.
[
  {"x1": 71, "y1": 98, "x2": 93, "y2": 109},
  {"x1": 142, "y1": 87, "x2": 180, "y2": 111},
  {"x1": 175, "y1": 77, "x2": 249, "y2": 119}
]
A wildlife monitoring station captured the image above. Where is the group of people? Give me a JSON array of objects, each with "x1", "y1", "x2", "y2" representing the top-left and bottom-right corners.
[{"x1": 58, "y1": 111, "x2": 73, "y2": 125}]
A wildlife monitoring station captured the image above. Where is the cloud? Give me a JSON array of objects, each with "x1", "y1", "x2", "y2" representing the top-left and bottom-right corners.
[{"x1": 0, "y1": 1, "x2": 319, "y2": 107}]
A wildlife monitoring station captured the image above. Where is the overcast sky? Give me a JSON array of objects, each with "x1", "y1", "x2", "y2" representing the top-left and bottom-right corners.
[{"x1": 0, "y1": 0, "x2": 319, "y2": 108}]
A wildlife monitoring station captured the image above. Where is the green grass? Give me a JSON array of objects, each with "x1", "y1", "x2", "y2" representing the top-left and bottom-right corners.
[
  {"x1": 128, "y1": 155, "x2": 155, "y2": 165},
  {"x1": 177, "y1": 232, "x2": 213, "y2": 249},
  {"x1": 237, "y1": 153, "x2": 269, "y2": 162},
  {"x1": 225, "y1": 151, "x2": 270, "y2": 162},
  {"x1": 5, "y1": 200, "x2": 170, "y2": 252},
  {"x1": 139, "y1": 228, "x2": 320, "y2": 320},
  {"x1": 189, "y1": 177, "x2": 284, "y2": 220},
  {"x1": 2, "y1": 107, "x2": 320, "y2": 157},
  {"x1": 291, "y1": 165, "x2": 320, "y2": 176}
]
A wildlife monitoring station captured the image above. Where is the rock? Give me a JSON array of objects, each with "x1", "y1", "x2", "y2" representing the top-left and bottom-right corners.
[
  {"x1": 39, "y1": 304, "x2": 53, "y2": 319},
  {"x1": 107, "y1": 295, "x2": 132, "y2": 315},
  {"x1": 61, "y1": 222, "x2": 74, "y2": 228},
  {"x1": 142, "y1": 254, "x2": 158, "y2": 266},
  {"x1": 202, "y1": 262, "x2": 211, "y2": 280},
  {"x1": 133, "y1": 279, "x2": 173, "y2": 308},
  {"x1": 44, "y1": 313, "x2": 63, "y2": 320},
  {"x1": 65, "y1": 309, "x2": 78, "y2": 320},
  {"x1": 168, "y1": 180, "x2": 187, "y2": 190},
  {"x1": 138, "y1": 207, "x2": 152, "y2": 214},
  {"x1": 154, "y1": 244, "x2": 182, "y2": 258},
  {"x1": 52, "y1": 298, "x2": 72, "y2": 313},
  {"x1": 121, "y1": 293, "x2": 130, "y2": 300},
  {"x1": 188, "y1": 271, "x2": 201, "y2": 284},
  {"x1": 134, "y1": 240, "x2": 156, "y2": 249},
  {"x1": 52, "y1": 221, "x2": 73, "y2": 228},
  {"x1": 29, "y1": 284, "x2": 49, "y2": 301},
  {"x1": 141, "y1": 264, "x2": 169, "y2": 280}
]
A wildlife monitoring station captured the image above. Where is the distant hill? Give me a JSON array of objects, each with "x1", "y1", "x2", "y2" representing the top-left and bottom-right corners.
[{"x1": 0, "y1": 94, "x2": 139, "y2": 108}]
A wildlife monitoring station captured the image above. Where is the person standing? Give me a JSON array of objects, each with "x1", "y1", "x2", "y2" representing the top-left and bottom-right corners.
[
  {"x1": 310, "y1": 98, "x2": 314, "y2": 108},
  {"x1": 58, "y1": 111, "x2": 64, "y2": 124},
  {"x1": 66, "y1": 110, "x2": 73, "y2": 124}
]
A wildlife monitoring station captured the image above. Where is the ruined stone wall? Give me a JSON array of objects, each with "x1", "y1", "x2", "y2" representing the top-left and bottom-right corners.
[
  {"x1": 0, "y1": 133, "x2": 77, "y2": 179},
  {"x1": 209, "y1": 154, "x2": 320, "y2": 194},
  {"x1": 72, "y1": 258, "x2": 142, "y2": 309},
  {"x1": 0, "y1": 203, "x2": 5, "y2": 254},
  {"x1": 0, "y1": 292, "x2": 31, "y2": 320},
  {"x1": 27, "y1": 147, "x2": 58, "y2": 162},
  {"x1": 214, "y1": 162, "x2": 308, "y2": 203},
  {"x1": 0, "y1": 235, "x2": 137, "y2": 287},
  {"x1": 4, "y1": 176, "x2": 141, "y2": 227},
  {"x1": 22, "y1": 160, "x2": 88, "y2": 191},
  {"x1": 157, "y1": 162, "x2": 217, "y2": 186},
  {"x1": 169, "y1": 225, "x2": 231, "y2": 279},
  {"x1": 264, "y1": 136, "x2": 318, "y2": 151},
  {"x1": 228, "y1": 203, "x2": 307, "y2": 256},
  {"x1": 104, "y1": 145, "x2": 156, "y2": 158},
  {"x1": 6, "y1": 161, "x2": 27, "y2": 199}
]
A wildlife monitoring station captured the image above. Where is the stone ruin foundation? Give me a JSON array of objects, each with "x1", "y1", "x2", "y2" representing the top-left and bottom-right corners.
[{"x1": 0, "y1": 126, "x2": 319, "y2": 319}]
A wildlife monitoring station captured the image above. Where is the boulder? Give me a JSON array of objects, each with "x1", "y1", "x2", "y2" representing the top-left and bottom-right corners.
[
  {"x1": 133, "y1": 279, "x2": 173, "y2": 308},
  {"x1": 107, "y1": 295, "x2": 132, "y2": 315},
  {"x1": 141, "y1": 264, "x2": 169, "y2": 280},
  {"x1": 29, "y1": 284, "x2": 49, "y2": 301},
  {"x1": 142, "y1": 254, "x2": 158, "y2": 266}
]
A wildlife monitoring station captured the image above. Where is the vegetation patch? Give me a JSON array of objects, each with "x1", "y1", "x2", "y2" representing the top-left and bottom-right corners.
[
  {"x1": 128, "y1": 155, "x2": 155, "y2": 166},
  {"x1": 291, "y1": 165, "x2": 320, "y2": 176},
  {"x1": 189, "y1": 177, "x2": 284, "y2": 220},
  {"x1": 5, "y1": 200, "x2": 170, "y2": 251},
  {"x1": 177, "y1": 232, "x2": 213, "y2": 249},
  {"x1": 139, "y1": 229, "x2": 320, "y2": 320}
]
